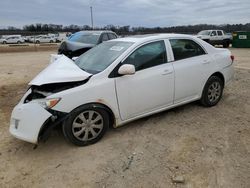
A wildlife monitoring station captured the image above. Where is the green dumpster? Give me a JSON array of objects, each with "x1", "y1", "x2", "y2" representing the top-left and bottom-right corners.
[{"x1": 232, "y1": 31, "x2": 250, "y2": 48}]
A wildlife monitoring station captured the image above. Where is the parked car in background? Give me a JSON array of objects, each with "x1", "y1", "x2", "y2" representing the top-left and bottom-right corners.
[
  {"x1": 197, "y1": 30, "x2": 232, "y2": 48},
  {"x1": 27, "y1": 35, "x2": 42, "y2": 43},
  {"x1": 0, "y1": 35, "x2": 24, "y2": 44},
  {"x1": 22, "y1": 36, "x2": 29, "y2": 42},
  {"x1": 9, "y1": 34, "x2": 234, "y2": 146},
  {"x1": 55, "y1": 32, "x2": 71, "y2": 42},
  {"x1": 35, "y1": 36, "x2": 56, "y2": 43},
  {"x1": 58, "y1": 30, "x2": 117, "y2": 58}
]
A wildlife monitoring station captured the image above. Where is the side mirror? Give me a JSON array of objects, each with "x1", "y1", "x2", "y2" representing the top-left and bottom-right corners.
[{"x1": 118, "y1": 64, "x2": 135, "y2": 75}]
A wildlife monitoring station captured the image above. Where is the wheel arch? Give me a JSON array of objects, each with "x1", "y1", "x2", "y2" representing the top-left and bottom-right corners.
[
  {"x1": 38, "y1": 102, "x2": 116, "y2": 143},
  {"x1": 73, "y1": 102, "x2": 116, "y2": 129},
  {"x1": 201, "y1": 71, "x2": 225, "y2": 97},
  {"x1": 210, "y1": 72, "x2": 225, "y2": 87}
]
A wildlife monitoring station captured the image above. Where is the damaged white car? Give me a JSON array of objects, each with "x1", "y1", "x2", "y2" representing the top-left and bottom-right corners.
[{"x1": 10, "y1": 34, "x2": 234, "y2": 146}]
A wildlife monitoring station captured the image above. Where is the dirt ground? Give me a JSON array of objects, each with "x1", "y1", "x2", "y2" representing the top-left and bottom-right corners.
[
  {"x1": 0, "y1": 48, "x2": 250, "y2": 188},
  {"x1": 0, "y1": 44, "x2": 58, "y2": 53}
]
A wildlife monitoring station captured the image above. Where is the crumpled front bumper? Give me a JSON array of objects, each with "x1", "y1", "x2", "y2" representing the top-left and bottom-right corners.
[{"x1": 9, "y1": 103, "x2": 52, "y2": 144}]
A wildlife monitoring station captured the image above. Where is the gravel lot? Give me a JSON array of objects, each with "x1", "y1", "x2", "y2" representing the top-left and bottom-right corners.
[{"x1": 0, "y1": 48, "x2": 249, "y2": 188}]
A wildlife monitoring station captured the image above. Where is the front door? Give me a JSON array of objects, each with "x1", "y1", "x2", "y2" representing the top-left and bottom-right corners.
[{"x1": 115, "y1": 40, "x2": 174, "y2": 120}]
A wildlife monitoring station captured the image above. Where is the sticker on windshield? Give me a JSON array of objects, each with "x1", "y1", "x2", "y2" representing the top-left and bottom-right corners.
[{"x1": 110, "y1": 46, "x2": 124, "y2": 51}]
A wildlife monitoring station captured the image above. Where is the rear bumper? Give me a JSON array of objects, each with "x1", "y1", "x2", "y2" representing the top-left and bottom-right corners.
[
  {"x1": 9, "y1": 103, "x2": 52, "y2": 144},
  {"x1": 222, "y1": 64, "x2": 234, "y2": 85}
]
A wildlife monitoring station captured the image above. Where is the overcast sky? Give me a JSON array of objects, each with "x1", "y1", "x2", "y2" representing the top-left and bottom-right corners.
[{"x1": 0, "y1": 0, "x2": 250, "y2": 28}]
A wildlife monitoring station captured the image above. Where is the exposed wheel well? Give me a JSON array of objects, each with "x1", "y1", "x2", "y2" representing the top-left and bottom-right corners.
[
  {"x1": 38, "y1": 102, "x2": 116, "y2": 142},
  {"x1": 210, "y1": 72, "x2": 225, "y2": 87}
]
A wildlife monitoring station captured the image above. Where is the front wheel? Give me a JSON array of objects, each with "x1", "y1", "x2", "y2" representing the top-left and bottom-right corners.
[
  {"x1": 200, "y1": 76, "x2": 224, "y2": 107},
  {"x1": 62, "y1": 105, "x2": 109, "y2": 146}
]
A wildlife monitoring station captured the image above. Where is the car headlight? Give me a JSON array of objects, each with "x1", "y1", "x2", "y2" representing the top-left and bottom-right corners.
[{"x1": 30, "y1": 98, "x2": 61, "y2": 109}]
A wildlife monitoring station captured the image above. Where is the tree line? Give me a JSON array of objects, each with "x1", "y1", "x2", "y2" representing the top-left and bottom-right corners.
[{"x1": 1, "y1": 23, "x2": 250, "y2": 36}]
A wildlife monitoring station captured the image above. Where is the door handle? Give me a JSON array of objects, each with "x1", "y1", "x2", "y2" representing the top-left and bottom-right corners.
[
  {"x1": 202, "y1": 60, "x2": 211, "y2": 64},
  {"x1": 162, "y1": 69, "x2": 173, "y2": 75}
]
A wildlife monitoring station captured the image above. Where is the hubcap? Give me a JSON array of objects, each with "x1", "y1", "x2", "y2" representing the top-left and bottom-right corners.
[
  {"x1": 72, "y1": 110, "x2": 103, "y2": 141},
  {"x1": 208, "y1": 81, "x2": 221, "y2": 103}
]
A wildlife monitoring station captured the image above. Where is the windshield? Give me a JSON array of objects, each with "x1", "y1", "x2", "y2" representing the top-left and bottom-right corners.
[
  {"x1": 69, "y1": 32, "x2": 100, "y2": 44},
  {"x1": 198, "y1": 30, "x2": 211, "y2": 35},
  {"x1": 75, "y1": 41, "x2": 134, "y2": 74}
]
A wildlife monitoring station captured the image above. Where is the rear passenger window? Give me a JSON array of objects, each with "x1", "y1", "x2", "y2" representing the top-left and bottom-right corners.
[
  {"x1": 123, "y1": 40, "x2": 167, "y2": 71},
  {"x1": 217, "y1": 31, "x2": 223, "y2": 36},
  {"x1": 108, "y1": 33, "x2": 117, "y2": 40},
  {"x1": 170, "y1": 39, "x2": 206, "y2": 61}
]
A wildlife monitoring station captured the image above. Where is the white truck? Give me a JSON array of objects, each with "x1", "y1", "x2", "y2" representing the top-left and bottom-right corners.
[{"x1": 197, "y1": 30, "x2": 232, "y2": 48}]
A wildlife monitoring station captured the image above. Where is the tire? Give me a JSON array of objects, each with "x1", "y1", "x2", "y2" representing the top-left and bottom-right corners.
[
  {"x1": 223, "y1": 40, "x2": 230, "y2": 48},
  {"x1": 50, "y1": 40, "x2": 53, "y2": 43},
  {"x1": 62, "y1": 105, "x2": 109, "y2": 146},
  {"x1": 17, "y1": 41, "x2": 21, "y2": 44},
  {"x1": 204, "y1": 39, "x2": 210, "y2": 44},
  {"x1": 35, "y1": 40, "x2": 40, "y2": 44},
  {"x1": 200, "y1": 76, "x2": 224, "y2": 107},
  {"x1": 2, "y1": 41, "x2": 6, "y2": 44}
]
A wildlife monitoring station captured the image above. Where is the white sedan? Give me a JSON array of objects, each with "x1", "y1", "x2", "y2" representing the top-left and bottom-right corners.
[
  {"x1": 0, "y1": 36, "x2": 24, "y2": 44},
  {"x1": 35, "y1": 36, "x2": 56, "y2": 43},
  {"x1": 9, "y1": 34, "x2": 234, "y2": 146}
]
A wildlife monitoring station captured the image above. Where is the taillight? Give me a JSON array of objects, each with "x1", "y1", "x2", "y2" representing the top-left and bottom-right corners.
[{"x1": 230, "y1": 55, "x2": 235, "y2": 62}]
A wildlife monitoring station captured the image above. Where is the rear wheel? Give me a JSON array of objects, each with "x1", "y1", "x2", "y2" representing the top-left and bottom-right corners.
[
  {"x1": 223, "y1": 40, "x2": 230, "y2": 48},
  {"x1": 3, "y1": 41, "x2": 6, "y2": 44},
  {"x1": 203, "y1": 39, "x2": 210, "y2": 44},
  {"x1": 50, "y1": 40, "x2": 53, "y2": 43},
  {"x1": 200, "y1": 76, "x2": 224, "y2": 107},
  {"x1": 35, "y1": 40, "x2": 40, "y2": 44},
  {"x1": 62, "y1": 105, "x2": 109, "y2": 146},
  {"x1": 17, "y1": 41, "x2": 21, "y2": 44}
]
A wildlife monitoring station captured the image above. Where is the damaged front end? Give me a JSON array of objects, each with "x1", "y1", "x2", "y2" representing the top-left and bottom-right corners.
[
  {"x1": 23, "y1": 79, "x2": 90, "y2": 142},
  {"x1": 10, "y1": 54, "x2": 93, "y2": 144},
  {"x1": 25, "y1": 80, "x2": 89, "y2": 102}
]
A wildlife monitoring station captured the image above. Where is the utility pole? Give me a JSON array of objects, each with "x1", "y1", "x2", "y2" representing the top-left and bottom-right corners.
[{"x1": 90, "y1": 6, "x2": 94, "y2": 29}]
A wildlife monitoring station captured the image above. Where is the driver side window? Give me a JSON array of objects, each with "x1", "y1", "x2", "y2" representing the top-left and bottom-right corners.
[
  {"x1": 211, "y1": 31, "x2": 217, "y2": 36},
  {"x1": 122, "y1": 41, "x2": 167, "y2": 71}
]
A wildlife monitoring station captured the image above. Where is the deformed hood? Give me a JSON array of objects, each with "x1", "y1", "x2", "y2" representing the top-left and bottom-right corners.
[{"x1": 29, "y1": 55, "x2": 92, "y2": 86}]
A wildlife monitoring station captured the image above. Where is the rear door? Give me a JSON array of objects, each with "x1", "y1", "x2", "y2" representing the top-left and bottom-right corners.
[
  {"x1": 217, "y1": 30, "x2": 224, "y2": 42},
  {"x1": 115, "y1": 40, "x2": 174, "y2": 120},
  {"x1": 169, "y1": 38, "x2": 212, "y2": 103}
]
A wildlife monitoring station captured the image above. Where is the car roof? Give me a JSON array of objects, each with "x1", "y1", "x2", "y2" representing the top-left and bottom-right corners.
[{"x1": 112, "y1": 33, "x2": 196, "y2": 43}]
